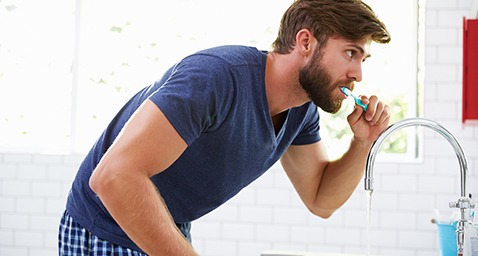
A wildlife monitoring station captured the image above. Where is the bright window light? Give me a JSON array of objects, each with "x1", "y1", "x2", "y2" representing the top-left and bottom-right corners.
[{"x1": 0, "y1": 0, "x2": 420, "y2": 159}]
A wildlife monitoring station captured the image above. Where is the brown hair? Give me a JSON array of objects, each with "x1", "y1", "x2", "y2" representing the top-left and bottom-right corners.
[{"x1": 271, "y1": 0, "x2": 391, "y2": 54}]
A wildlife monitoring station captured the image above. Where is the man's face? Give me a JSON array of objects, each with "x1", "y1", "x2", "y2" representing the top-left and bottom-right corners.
[{"x1": 299, "y1": 37, "x2": 371, "y2": 113}]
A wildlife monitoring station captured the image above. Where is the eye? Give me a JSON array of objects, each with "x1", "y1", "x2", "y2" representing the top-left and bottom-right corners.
[{"x1": 346, "y1": 50, "x2": 356, "y2": 59}]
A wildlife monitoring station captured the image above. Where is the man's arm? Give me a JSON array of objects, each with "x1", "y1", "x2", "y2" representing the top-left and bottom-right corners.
[
  {"x1": 89, "y1": 99, "x2": 198, "y2": 255},
  {"x1": 281, "y1": 96, "x2": 390, "y2": 218},
  {"x1": 281, "y1": 137, "x2": 372, "y2": 218}
]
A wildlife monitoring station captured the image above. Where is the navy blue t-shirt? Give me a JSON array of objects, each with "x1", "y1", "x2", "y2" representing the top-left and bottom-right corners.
[{"x1": 66, "y1": 45, "x2": 321, "y2": 252}]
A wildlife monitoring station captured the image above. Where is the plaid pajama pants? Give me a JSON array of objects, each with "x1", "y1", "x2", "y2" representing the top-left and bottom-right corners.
[{"x1": 58, "y1": 211, "x2": 147, "y2": 256}]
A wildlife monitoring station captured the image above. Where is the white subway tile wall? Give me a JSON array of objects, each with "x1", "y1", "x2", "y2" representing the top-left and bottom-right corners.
[
  {"x1": 0, "y1": 154, "x2": 81, "y2": 256},
  {"x1": 1, "y1": 0, "x2": 478, "y2": 255}
]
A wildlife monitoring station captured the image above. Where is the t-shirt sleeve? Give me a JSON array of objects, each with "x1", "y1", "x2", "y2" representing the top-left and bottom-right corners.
[
  {"x1": 291, "y1": 103, "x2": 321, "y2": 145},
  {"x1": 148, "y1": 55, "x2": 234, "y2": 146}
]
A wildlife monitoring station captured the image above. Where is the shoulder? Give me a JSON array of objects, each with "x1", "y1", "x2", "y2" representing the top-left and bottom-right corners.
[
  {"x1": 167, "y1": 46, "x2": 266, "y2": 86},
  {"x1": 191, "y1": 45, "x2": 265, "y2": 67}
]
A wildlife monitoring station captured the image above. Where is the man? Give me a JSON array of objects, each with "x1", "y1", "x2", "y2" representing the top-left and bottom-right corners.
[{"x1": 59, "y1": 0, "x2": 391, "y2": 255}]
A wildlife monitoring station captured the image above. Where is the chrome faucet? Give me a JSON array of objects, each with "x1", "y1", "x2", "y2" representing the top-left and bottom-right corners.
[{"x1": 364, "y1": 117, "x2": 475, "y2": 255}]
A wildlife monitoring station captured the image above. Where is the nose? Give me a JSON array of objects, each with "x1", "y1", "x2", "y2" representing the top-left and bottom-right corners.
[{"x1": 347, "y1": 62, "x2": 363, "y2": 82}]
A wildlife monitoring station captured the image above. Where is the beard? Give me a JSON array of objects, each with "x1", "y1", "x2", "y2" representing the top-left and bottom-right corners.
[{"x1": 299, "y1": 49, "x2": 352, "y2": 114}]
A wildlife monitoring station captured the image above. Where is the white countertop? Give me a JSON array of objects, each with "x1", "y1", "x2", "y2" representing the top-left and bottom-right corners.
[{"x1": 261, "y1": 251, "x2": 377, "y2": 256}]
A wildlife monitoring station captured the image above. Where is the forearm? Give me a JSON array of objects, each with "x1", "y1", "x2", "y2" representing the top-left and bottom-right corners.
[
  {"x1": 314, "y1": 136, "x2": 373, "y2": 215},
  {"x1": 90, "y1": 167, "x2": 197, "y2": 256}
]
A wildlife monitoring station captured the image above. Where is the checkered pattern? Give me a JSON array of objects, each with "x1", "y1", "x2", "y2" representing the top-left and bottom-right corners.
[{"x1": 58, "y1": 211, "x2": 147, "y2": 256}]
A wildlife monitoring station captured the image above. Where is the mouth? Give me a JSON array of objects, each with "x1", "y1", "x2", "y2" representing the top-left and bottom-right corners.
[
  {"x1": 339, "y1": 80, "x2": 356, "y2": 97},
  {"x1": 339, "y1": 86, "x2": 349, "y2": 99}
]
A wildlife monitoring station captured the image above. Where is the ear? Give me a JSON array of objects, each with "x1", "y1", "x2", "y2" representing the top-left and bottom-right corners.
[{"x1": 295, "y1": 29, "x2": 316, "y2": 56}]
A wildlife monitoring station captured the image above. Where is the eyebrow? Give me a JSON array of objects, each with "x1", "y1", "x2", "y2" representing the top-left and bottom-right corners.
[{"x1": 349, "y1": 44, "x2": 372, "y2": 59}]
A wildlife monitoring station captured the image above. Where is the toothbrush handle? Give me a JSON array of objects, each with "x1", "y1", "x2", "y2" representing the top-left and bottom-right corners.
[{"x1": 354, "y1": 98, "x2": 368, "y2": 111}]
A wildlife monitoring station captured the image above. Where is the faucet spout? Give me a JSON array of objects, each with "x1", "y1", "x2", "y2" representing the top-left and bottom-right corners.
[
  {"x1": 364, "y1": 117, "x2": 473, "y2": 255},
  {"x1": 364, "y1": 118, "x2": 468, "y2": 197}
]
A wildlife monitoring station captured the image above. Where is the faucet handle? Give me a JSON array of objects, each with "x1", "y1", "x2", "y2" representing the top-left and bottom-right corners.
[{"x1": 449, "y1": 197, "x2": 475, "y2": 209}]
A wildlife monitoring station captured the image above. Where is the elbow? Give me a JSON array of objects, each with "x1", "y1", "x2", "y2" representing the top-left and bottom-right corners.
[
  {"x1": 89, "y1": 161, "x2": 116, "y2": 196},
  {"x1": 307, "y1": 203, "x2": 337, "y2": 219},
  {"x1": 311, "y1": 209, "x2": 335, "y2": 219},
  {"x1": 89, "y1": 166, "x2": 105, "y2": 195},
  {"x1": 89, "y1": 158, "x2": 148, "y2": 197}
]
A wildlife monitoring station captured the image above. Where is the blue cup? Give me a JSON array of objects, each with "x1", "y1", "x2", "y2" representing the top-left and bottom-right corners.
[{"x1": 437, "y1": 221, "x2": 458, "y2": 256}]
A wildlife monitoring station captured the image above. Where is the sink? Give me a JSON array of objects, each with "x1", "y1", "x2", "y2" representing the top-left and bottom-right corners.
[{"x1": 261, "y1": 251, "x2": 376, "y2": 256}]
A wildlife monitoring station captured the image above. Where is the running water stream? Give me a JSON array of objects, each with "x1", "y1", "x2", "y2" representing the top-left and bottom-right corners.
[{"x1": 366, "y1": 190, "x2": 373, "y2": 256}]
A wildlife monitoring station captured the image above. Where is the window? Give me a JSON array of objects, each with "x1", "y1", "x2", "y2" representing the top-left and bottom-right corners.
[
  {"x1": 0, "y1": 0, "x2": 421, "y2": 158},
  {"x1": 0, "y1": 0, "x2": 75, "y2": 153},
  {"x1": 319, "y1": 0, "x2": 423, "y2": 161}
]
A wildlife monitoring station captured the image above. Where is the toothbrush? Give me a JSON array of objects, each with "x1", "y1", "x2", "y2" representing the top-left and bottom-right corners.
[{"x1": 341, "y1": 87, "x2": 368, "y2": 111}]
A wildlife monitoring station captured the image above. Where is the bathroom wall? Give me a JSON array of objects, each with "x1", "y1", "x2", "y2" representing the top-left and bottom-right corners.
[{"x1": 1, "y1": 0, "x2": 478, "y2": 255}]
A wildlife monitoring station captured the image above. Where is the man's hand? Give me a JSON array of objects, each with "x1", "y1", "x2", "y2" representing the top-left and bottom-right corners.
[{"x1": 347, "y1": 95, "x2": 391, "y2": 143}]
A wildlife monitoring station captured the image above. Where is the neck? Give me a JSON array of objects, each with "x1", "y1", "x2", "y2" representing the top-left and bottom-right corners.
[{"x1": 265, "y1": 52, "x2": 309, "y2": 117}]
